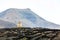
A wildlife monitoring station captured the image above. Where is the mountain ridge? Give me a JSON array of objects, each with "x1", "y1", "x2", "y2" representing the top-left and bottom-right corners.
[{"x1": 0, "y1": 8, "x2": 60, "y2": 29}]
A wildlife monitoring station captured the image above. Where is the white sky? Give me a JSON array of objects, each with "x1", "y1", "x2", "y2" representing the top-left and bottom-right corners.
[{"x1": 0, "y1": 0, "x2": 60, "y2": 25}]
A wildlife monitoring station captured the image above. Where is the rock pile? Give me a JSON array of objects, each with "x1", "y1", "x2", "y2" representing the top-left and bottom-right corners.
[{"x1": 0, "y1": 27, "x2": 60, "y2": 40}]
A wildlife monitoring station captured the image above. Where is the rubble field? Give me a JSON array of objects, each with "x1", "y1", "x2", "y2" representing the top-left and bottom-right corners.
[{"x1": 0, "y1": 27, "x2": 60, "y2": 40}]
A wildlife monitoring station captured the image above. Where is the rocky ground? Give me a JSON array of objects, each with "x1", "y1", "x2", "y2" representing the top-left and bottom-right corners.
[{"x1": 0, "y1": 27, "x2": 60, "y2": 40}]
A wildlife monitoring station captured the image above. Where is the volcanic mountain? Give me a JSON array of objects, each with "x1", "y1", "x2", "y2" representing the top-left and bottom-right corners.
[{"x1": 0, "y1": 8, "x2": 60, "y2": 29}]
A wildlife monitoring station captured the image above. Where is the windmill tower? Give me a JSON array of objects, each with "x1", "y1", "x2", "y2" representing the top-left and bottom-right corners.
[{"x1": 17, "y1": 21, "x2": 22, "y2": 28}]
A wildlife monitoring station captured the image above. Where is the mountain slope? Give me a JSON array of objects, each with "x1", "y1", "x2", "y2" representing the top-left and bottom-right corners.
[
  {"x1": 0, "y1": 20, "x2": 16, "y2": 28},
  {"x1": 0, "y1": 8, "x2": 60, "y2": 29}
]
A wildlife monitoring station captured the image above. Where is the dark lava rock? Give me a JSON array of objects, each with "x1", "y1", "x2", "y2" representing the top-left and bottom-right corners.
[{"x1": 0, "y1": 27, "x2": 60, "y2": 40}]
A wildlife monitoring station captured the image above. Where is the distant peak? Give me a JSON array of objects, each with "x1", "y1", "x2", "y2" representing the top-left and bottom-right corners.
[
  {"x1": 7, "y1": 8, "x2": 19, "y2": 11},
  {"x1": 26, "y1": 8, "x2": 31, "y2": 10},
  {"x1": 7, "y1": 8, "x2": 31, "y2": 10}
]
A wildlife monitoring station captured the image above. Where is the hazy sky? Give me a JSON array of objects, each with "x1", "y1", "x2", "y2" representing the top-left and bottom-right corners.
[{"x1": 0, "y1": 0, "x2": 60, "y2": 24}]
